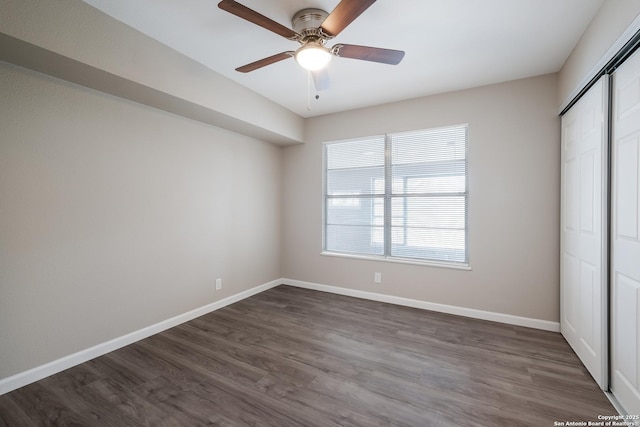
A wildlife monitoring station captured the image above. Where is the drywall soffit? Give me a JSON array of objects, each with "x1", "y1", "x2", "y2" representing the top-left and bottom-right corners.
[{"x1": 0, "y1": 33, "x2": 303, "y2": 146}]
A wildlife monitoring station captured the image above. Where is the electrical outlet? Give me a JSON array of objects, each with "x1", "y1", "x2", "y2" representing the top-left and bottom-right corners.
[
  {"x1": 374, "y1": 272, "x2": 381, "y2": 283},
  {"x1": 215, "y1": 278, "x2": 222, "y2": 291}
]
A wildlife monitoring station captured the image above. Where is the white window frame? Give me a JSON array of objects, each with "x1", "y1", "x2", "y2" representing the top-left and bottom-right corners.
[{"x1": 322, "y1": 124, "x2": 470, "y2": 270}]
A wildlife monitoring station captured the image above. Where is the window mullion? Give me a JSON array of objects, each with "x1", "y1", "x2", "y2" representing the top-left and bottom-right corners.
[
  {"x1": 323, "y1": 124, "x2": 468, "y2": 266},
  {"x1": 384, "y1": 134, "x2": 392, "y2": 257}
]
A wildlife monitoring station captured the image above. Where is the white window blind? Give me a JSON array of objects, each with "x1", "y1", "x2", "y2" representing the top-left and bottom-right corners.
[{"x1": 324, "y1": 124, "x2": 468, "y2": 265}]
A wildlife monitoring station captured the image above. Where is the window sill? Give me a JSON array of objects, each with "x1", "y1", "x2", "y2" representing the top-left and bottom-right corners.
[{"x1": 320, "y1": 251, "x2": 471, "y2": 271}]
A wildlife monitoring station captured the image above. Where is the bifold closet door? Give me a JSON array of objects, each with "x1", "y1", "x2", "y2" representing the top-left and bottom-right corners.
[
  {"x1": 611, "y1": 47, "x2": 640, "y2": 415},
  {"x1": 560, "y1": 76, "x2": 608, "y2": 389}
]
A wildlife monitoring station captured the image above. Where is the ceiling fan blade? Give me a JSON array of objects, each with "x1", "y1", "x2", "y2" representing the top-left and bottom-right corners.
[
  {"x1": 218, "y1": 0, "x2": 298, "y2": 40},
  {"x1": 320, "y1": 0, "x2": 377, "y2": 38},
  {"x1": 312, "y1": 69, "x2": 331, "y2": 91},
  {"x1": 235, "y1": 52, "x2": 294, "y2": 73},
  {"x1": 332, "y1": 44, "x2": 405, "y2": 65}
]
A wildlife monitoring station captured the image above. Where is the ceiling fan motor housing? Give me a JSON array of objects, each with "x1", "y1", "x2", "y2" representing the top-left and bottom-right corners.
[
  {"x1": 217, "y1": 0, "x2": 405, "y2": 73},
  {"x1": 292, "y1": 8, "x2": 330, "y2": 41}
]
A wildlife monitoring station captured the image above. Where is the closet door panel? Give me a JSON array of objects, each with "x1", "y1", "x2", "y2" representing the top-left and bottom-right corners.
[
  {"x1": 560, "y1": 76, "x2": 608, "y2": 389},
  {"x1": 612, "y1": 46, "x2": 640, "y2": 414}
]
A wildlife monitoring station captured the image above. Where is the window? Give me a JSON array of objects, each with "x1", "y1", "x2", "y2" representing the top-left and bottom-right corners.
[{"x1": 323, "y1": 124, "x2": 468, "y2": 266}]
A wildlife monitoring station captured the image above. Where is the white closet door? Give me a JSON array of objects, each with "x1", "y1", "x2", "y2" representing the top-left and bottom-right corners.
[
  {"x1": 561, "y1": 76, "x2": 608, "y2": 389},
  {"x1": 611, "y1": 47, "x2": 640, "y2": 415}
]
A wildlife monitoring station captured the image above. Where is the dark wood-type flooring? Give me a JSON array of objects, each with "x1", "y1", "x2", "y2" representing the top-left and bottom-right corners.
[{"x1": 0, "y1": 285, "x2": 616, "y2": 426}]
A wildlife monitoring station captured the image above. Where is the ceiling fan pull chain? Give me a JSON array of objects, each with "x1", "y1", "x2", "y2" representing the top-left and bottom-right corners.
[{"x1": 307, "y1": 70, "x2": 312, "y2": 111}]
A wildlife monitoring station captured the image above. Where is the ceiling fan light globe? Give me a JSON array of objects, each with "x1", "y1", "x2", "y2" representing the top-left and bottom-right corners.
[{"x1": 295, "y1": 45, "x2": 332, "y2": 71}]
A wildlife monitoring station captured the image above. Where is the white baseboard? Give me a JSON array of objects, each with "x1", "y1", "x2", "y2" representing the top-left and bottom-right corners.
[
  {"x1": 1, "y1": 277, "x2": 560, "y2": 396},
  {"x1": 0, "y1": 279, "x2": 281, "y2": 396},
  {"x1": 282, "y1": 278, "x2": 561, "y2": 332}
]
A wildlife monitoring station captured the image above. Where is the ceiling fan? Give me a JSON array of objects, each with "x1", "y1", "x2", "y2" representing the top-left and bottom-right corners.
[{"x1": 217, "y1": 0, "x2": 405, "y2": 90}]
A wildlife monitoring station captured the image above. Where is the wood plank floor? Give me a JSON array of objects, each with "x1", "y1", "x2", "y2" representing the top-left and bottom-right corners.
[{"x1": 0, "y1": 285, "x2": 616, "y2": 426}]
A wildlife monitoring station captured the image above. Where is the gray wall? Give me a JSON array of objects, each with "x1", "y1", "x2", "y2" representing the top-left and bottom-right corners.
[
  {"x1": 559, "y1": 0, "x2": 640, "y2": 106},
  {"x1": 5, "y1": 0, "x2": 640, "y2": 386},
  {"x1": 0, "y1": 61, "x2": 282, "y2": 379},
  {"x1": 282, "y1": 74, "x2": 561, "y2": 322}
]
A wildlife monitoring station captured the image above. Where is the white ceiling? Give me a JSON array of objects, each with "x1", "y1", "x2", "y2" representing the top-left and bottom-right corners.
[{"x1": 82, "y1": 0, "x2": 603, "y2": 118}]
